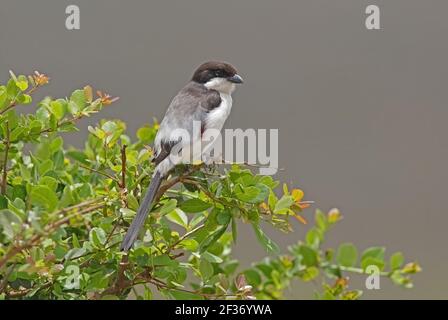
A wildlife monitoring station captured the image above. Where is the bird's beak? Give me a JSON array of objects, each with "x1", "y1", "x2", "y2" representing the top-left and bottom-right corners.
[{"x1": 227, "y1": 74, "x2": 244, "y2": 84}]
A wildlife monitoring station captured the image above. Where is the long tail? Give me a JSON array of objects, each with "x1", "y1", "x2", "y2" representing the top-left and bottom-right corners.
[{"x1": 120, "y1": 170, "x2": 163, "y2": 251}]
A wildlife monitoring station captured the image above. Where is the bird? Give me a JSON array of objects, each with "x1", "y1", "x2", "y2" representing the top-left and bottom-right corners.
[{"x1": 120, "y1": 61, "x2": 243, "y2": 251}]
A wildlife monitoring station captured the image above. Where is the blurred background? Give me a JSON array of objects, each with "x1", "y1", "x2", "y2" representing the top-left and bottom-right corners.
[{"x1": 1, "y1": 0, "x2": 447, "y2": 299}]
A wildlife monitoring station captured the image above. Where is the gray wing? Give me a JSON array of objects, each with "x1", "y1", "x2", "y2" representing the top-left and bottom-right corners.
[{"x1": 153, "y1": 82, "x2": 221, "y2": 165}]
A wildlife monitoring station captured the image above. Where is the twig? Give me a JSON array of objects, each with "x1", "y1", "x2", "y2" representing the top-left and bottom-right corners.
[
  {"x1": 99, "y1": 164, "x2": 206, "y2": 298},
  {"x1": 39, "y1": 114, "x2": 83, "y2": 134},
  {"x1": 0, "y1": 86, "x2": 39, "y2": 115},
  {"x1": 218, "y1": 160, "x2": 284, "y2": 171},
  {"x1": 79, "y1": 164, "x2": 119, "y2": 183},
  {"x1": 1, "y1": 121, "x2": 10, "y2": 194},
  {"x1": 132, "y1": 276, "x2": 235, "y2": 299},
  {"x1": 120, "y1": 145, "x2": 128, "y2": 207},
  {"x1": 0, "y1": 202, "x2": 104, "y2": 270},
  {"x1": 332, "y1": 264, "x2": 389, "y2": 277},
  {"x1": 101, "y1": 166, "x2": 204, "y2": 298},
  {"x1": 120, "y1": 145, "x2": 127, "y2": 189},
  {"x1": 5, "y1": 281, "x2": 52, "y2": 298},
  {"x1": 152, "y1": 164, "x2": 202, "y2": 204},
  {"x1": 167, "y1": 224, "x2": 205, "y2": 253}
]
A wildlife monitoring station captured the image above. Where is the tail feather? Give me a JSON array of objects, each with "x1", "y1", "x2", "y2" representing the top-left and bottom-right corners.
[{"x1": 121, "y1": 170, "x2": 163, "y2": 251}]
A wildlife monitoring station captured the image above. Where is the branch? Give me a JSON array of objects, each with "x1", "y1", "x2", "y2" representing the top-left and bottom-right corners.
[
  {"x1": 0, "y1": 200, "x2": 104, "y2": 270},
  {"x1": 1, "y1": 121, "x2": 10, "y2": 194},
  {"x1": 120, "y1": 144, "x2": 128, "y2": 207},
  {"x1": 153, "y1": 164, "x2": 203, "y2": 204},
  {"x1": 167, "y1": 224, "x2": 205, "y2": 253},
  {"x1": 102, "y1": 165, "x2": 204, "y2": 298},
  {"x1": 40, "y1": 114, "x2": 83, "y2": 134},
  {"x1": 0, "y1": 85, "x2": 39, "y2": 115},
  {"x1": 79, "y1": 164, "x2": 119, "y2": 183}
]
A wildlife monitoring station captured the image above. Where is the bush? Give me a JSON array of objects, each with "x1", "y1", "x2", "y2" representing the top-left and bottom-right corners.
[{"x1": 0, "y1": 71, "x2": 420, "y2": 299}]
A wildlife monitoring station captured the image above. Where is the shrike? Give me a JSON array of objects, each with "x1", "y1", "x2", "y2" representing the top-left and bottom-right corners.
[{"x1": 121, "y1": 61, "x2": 243, "y2": 251}]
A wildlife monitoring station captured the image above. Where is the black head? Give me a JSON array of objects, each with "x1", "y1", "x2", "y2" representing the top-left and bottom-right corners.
[{"x1": 191, "y1": 61, "x2": 243, "y2": 85}]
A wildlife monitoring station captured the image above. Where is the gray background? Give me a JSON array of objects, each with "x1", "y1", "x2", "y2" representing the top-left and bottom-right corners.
[{"x1": 0, "y1": 0, "x2": 446, "y2": 299}]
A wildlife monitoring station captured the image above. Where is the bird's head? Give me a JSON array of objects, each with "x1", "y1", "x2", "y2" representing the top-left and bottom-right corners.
[{"x1": 192, "y1": 61, "x2": 243, "y2": 94}]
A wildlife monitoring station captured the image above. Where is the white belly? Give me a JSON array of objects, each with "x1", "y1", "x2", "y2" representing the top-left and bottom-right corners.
[{"x1": 205, "y1": 93, "x2": 232, "y2": 132}]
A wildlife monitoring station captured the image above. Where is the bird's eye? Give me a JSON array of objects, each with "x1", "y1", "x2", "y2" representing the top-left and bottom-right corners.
[{"x1": 215, "y1": 70, "x2": 224, "y2": 77}]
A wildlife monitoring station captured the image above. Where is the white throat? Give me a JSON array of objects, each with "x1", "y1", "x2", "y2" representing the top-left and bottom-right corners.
[{"x1": 204, "y1": 77, "x2": 236, "y2": 94}]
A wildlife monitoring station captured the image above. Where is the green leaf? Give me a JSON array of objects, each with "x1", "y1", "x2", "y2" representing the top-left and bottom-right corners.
[
  {"x1": 19, "y1": 95, "x2": 33, "y2": 106},
  {"x1": 72, "y1": 233, "x2": 81, "y2": 248},
  {"x1": 39, "y1": 176, "x2": 58, "y2": 192},
  {"x1": 152, "y1": 254, "x2": 178, "y2": 267},
  {"x1": 126, "y1": 194, "x2": 139, "y2": 211},
  {"x1": 166, "y1": 208, "x2": 188, "y2": 229},
  {"x1": 178, "y1": 239, "x2": 199, "y2": 251},
  {"x1": 361, "y1": 247, "x2": 385, "y2": 270},
  {"x1": 0, "y1": 86, "x2": 8, "y2": 109},
  {"x1": 199, "y1": 259, "x2": 214, "y2": 280},
  {"x1": 66, "y1": 150, "x2": 89, "y2": 164},
  {"x1": 274, "y1": 195, "x2": 294, "y2": 214},
  {"x1": 199, "y1": 224, "x2": 228, "y2": 253},
  {"x1": 136, "y1": 126, "x2": 154, "y2": 143},
  {"x1": 234, "y1": 185, "x2": 260, "y2": 203},
  {"x1": 70, "y1": 89, "x2": 86, "y2": 112},
  {"x1": 89, "y1": 227, "x2": 106, "y2": 248},
  {"x1": 0, "y1": 209, "x2": 22, "y2": 240},
  {"x1": 38, "y1": 159, "x2": 54, "y2": 176},
  {"x1": 390, "y1": 252, "x2": 404, "y2": 271},
  {"x1": 49, "y1": 136, "x2": 64, "y2": 153},
  {"x1": 49, "y1": 100, "x2": 65, "y2": 120},
  {"x1": 361, "y1": 246, "x2": 385, "y2": 262},
  {"x1": 268, "y1": 191, "x2": 277, "y2": 210},
  {"x1": 0, "y1": 195, "x2": 7, "y2": 209},
  {"x1": 243, "y1": 269, "x2": 262, "y2": 286},
  {"x1": 315, "y1": 209, "x2": 328, "y2": 231},
  {"x1": 180, "y1": 198, "x2": 212, "y2": 213},
  {"x1": 202, "y1": 251, "x2": 223, "y2": 263},
  {"x1": 216, "y1": 210, "x2": 231, "y2": 225},
  {"x1": 159, "y1": 199, "x2": 177, "y2": 215},
  {"x1": 297, "y1": 245, "x2": 318, "y2": 267},
  {"x1": 337, "y1": 243, "x2": 358, "y2": 267},
  {"x1": 305, "y1": 227, "x2": 323, "y2": 249},
  {"x1": 9, "y1": 126, "x2": 26, "y2": 142},
  {"x1": 30, "y1": 185, "x2": 58, "y2": 212},
  {"x1": 64, "y1": 247, "x2": 87, "y2": 260},
  {"x1": 299, "y1": 266, "x2": 319, "y2": 282},
  {"x1": 250, "y1": 183, "x2": 270, "y2": 203},
  {"x1": 15, "y1": 75, "x2": 28, "y2": 91},
  {"x1": 6, "y1": 79, "x2": 19, "y2": 98},
  {"x1": 252, "y1": 224, "x2": 280, "y2": 253},
  {"x1": 361, "y1": 257, "x2": 385, "y2": 271}
]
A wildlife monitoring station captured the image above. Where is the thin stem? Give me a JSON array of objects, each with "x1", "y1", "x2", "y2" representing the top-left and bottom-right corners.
[
  {"x1": 334, "y1": 265, "x2": 389, "y2": 277},
  {"x1": 0, "y1": 86, "x2": 38, "y2": 115},
  {"x1": 0, "y1": 202, "x2": 104, "y2": 270},
  {"x1": 120, "y1": 144, "x2": 128, "y2": 207},
  {"x1": 167, "y1": 224, "x2": 205, "y2": 253},
  {"x1": 1, "y1": 121, "x2": 10, "y2": 194},
  {"x1": 218, "y1": 160, "x2": 284, "y2": 171},
  {"x1": 120, "y1": 145, "x2": 127, "y2": 189},
  {"x1": 40, "y1": 114, "x2": 83, "y2": 134},
  {"x1": 79, "y1": 164, "x2": 119, "y2": 183}
]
